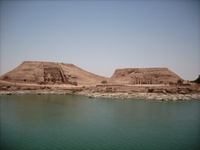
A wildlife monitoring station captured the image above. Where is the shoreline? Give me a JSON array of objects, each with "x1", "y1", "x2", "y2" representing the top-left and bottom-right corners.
[
  {"x1": 0, "y1": 89, "x2": 200, "y2": 101},
  {"x1": 1, "y1": 80, "x2": 200, "y2": 101},
  {"x1": 78, "y1": 90, "x2": 200, "y2": 101}
]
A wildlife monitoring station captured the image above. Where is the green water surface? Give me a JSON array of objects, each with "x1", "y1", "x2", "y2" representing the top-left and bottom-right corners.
[{"x1": 0, "y1": 95, "x2": 200, "y2": 150}]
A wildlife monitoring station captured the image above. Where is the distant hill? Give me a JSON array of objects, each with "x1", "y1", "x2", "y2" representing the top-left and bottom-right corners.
[
  {"x1": 108, "y1": 68, "x2": 183, "y2": 85},
  {"x1": 0, "y1": 61, "x2": 108, "y2": 85}
]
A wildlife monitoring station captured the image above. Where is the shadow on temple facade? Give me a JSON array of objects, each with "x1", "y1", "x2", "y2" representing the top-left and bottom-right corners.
[{"x1": 43, "y1": 67, "x2": 69, "y2": 84}]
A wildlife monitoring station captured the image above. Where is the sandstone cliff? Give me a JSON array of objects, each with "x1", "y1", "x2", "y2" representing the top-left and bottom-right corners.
[
  {"x1": 108, "y1": 68, "x2": 183, "y2": 85},
  {"x1": 0, "y1": 61, "x2": 108, "y2": 85}
]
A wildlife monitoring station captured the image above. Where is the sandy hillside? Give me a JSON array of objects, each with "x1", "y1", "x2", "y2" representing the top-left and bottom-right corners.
[
  {"x1": 108, "y1": 68, "x2": 183, "y2": 85},
  {"x1": 0, "y1": 61, "x2": 108, "y2": 85}
]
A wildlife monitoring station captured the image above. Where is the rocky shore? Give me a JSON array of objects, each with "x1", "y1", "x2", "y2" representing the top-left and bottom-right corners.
[
  {"x1": 0, "y1": 89, "x2": 74, "y2": 95},
  {"x1": 1, "y1": 89, "x2": 200, "y2": 101},
  {"x1": 77, "y1": 84, "x2": 200, "y2": 101},
  {"x1": 1, "y1": 80, "x2": 200, "y2": 101},
  {"x1": 78, "y1": 90, "x2": 200, "y2": 101}
]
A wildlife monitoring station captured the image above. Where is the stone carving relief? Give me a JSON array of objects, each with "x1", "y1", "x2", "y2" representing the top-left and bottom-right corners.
[
  {"x1": 131, "y1": 77, "x2": 153, "y2": 84},
  {"x1": 43, "y1": 67, "x2": 68, "y2": 84}
]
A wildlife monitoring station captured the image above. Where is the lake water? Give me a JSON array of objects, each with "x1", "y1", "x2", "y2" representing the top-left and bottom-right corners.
[{"x1": 0, "y1": 95, "x2": 200, "y2": 150}]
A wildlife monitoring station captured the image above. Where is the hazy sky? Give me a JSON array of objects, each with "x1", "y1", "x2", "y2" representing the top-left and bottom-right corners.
[{"x1": 0, "y1": 0, "x2": 200, "y2": 80}]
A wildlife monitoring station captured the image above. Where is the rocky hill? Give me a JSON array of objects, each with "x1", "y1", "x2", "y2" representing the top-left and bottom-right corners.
[
  {"x1": 108, "y1": 68, "x2": 183, "y2": 85},
  {"x1": 0, "y1": 61, "x2": 108, "y2": 85}
]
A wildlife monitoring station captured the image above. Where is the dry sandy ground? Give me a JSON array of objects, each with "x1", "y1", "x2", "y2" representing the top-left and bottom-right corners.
[{"x1": 1, "y1": 80, "x2": 200, "y2": 101}]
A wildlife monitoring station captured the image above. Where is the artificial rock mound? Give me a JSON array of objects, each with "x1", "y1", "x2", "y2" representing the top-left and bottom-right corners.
[
  {"x1": 0, "y1": 61, "x2": 184, "y2": 86},
  {"x1": 108, "y1": 68, "x2": 183, "y2": 85},
  {"x1": 0, "y1": 61, "x2": 107, "y2": 85}
]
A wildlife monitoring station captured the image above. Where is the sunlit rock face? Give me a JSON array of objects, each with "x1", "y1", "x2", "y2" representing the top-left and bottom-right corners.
[
  {"x1": 0, "y1": 61, "x2": 108, "y2": 85},
  {"x1": 108, "y1": 68, "x2": 183, "y2": 85}
]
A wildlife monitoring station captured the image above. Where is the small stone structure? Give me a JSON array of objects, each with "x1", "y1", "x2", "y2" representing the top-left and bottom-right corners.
[{"x1": 132, "y1": 77, "x2": 153, "y2": 84}]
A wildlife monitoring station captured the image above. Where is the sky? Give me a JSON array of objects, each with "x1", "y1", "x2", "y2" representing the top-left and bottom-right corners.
[{"x1": 0, "y1": 0, "x2": 200, "y2": 80}]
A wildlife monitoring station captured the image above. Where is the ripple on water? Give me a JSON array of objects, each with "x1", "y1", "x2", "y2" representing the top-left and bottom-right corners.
[{"x1": 0, "y1": 95, "x2": 200, "y2": 150}]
